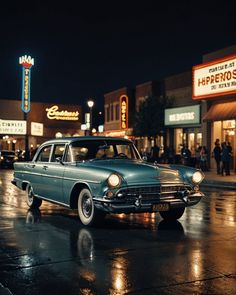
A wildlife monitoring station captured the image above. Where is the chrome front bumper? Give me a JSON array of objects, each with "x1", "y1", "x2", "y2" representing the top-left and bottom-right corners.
[{"x1": 94, "y1": 189, "x2": 205, "y2": 214}]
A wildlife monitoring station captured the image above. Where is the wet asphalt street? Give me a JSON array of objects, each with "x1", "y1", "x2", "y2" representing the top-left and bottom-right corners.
[{"x1": 0, "y1": 169, "x2": 236, "y2": 295}]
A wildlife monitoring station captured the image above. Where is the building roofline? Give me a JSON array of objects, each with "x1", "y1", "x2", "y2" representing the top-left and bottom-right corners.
[
  {"x1": 135, "y1": 80, "x2": 157, "y2": 88},
  {"x1": 104, "y1": 87, "x2": 128, "y2": 97}
]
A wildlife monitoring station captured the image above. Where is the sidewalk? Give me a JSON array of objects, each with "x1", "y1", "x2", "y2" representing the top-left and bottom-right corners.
[{"x1": 201, "y1": 170, "x2": 236, "y2": 190}]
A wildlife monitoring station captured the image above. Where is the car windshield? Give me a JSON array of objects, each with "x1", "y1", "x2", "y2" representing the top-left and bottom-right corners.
[{"x1": 65, "y1": 139, "x2": 141, "y2": 162}]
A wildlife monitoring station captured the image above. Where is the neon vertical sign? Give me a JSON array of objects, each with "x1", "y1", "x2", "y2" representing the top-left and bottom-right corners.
[
  {"x1": 19, "y1": 55, "x2": 34, "y2": 113},
  {"x1": 120, "y1": 94, "x2": 128, "y2": 129}
]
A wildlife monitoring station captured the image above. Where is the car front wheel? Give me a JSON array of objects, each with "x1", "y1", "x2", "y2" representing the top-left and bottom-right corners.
[
  {"x1": 78, "y1": 188, "x2": 105, "y2": 226},
  {"x1": 26, "y1": 185, "x2": 42, "y2": 209},
  {"x1": 159, "y1": 207, "x2": 185, "y2": 221}
]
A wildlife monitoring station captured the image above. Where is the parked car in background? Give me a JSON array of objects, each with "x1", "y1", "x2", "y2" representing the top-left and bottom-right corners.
[
  {"x1": 12, "y1": 137, "x2": 205, "y2": 226},
  {"x1": 0, "y1": 150, "x2": 17, "y2": 168}
]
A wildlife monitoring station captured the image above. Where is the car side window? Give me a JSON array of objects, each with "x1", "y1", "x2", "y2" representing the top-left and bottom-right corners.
[
  {"x1": 65, "y1": 144, "x2": 89, "y2": 162},
  {"x1": 36, "y1": 145, "x2": 52, "y2": 162},
  {"x1": 116, "y1": 144, "x2": 132, "y2": 158},
  {"x1": 51, "y1": 144, "x2": 66, "y2": 162}
]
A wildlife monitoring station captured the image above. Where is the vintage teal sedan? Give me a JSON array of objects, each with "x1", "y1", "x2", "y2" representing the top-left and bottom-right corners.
[{"x1": 12, "y1": 137, "x2": 205, "y2": 226}]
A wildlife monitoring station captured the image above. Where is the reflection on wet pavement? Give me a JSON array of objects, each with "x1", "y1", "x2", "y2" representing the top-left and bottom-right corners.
[{"x1": 0, "y1": 170, "x2": 236, "y2": 294}]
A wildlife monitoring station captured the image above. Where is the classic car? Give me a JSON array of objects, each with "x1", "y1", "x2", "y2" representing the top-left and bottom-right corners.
[
  {"x1": 0, "y1": 150, "x2": 18, "y2": 168},
  {"x1": 12, "y1": 136, "x2": 205, "y2": 226}
]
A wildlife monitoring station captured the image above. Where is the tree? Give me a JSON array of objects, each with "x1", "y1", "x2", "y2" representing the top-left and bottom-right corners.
[{"x1": 132, "y1": 95, "x2": 173, "y2": 140}]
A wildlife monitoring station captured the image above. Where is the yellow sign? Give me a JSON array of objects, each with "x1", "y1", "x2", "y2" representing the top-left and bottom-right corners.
[
  {"x1": 120, "y1": 95, "x2": 128, "y2": 129},
  {"x1": 46, "y1": 105, "x2": 79, "y2": 121}
]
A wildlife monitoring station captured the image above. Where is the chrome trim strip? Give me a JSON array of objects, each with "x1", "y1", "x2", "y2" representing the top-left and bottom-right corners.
[
  {"x1": 63, "y1": 177, "x2": 100, "y2": 184},
  {"x1": 16, "y1": 170, "x2": 42, "y2": 177},
  {"x1": 14, "y1": 170, "x2": 100, "y2": 184}
]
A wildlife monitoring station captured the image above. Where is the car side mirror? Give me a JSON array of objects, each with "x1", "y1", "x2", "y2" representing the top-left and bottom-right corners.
[{"x1": 56, "y1": 157, "x2": 64, "y2": 165}]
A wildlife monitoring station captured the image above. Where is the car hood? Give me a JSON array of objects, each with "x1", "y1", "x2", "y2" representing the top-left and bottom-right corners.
[{"x1": 88, "y1": 159, "x2": 183, "y2": 185}]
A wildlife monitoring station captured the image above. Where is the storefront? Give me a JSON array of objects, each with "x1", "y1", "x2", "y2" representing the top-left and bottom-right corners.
[
  {"x1": 193, "y1": 52, "x2": 236, "y2": 172},
  {"x1": 202, "y1": 100, "x2": 236, "y2": 171},
  {"x1": 0, "y1": 99, "x2": 82, "y2": 155},
  {"x1": 165, "y1": 105, "x2": 202, "y2": 158}
]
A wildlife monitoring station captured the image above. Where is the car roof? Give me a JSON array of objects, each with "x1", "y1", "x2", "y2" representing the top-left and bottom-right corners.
[
  {"x1": 41, "y1": 136, "x2": 132, "y2": 146},
  {"x1": 0, "y1": 150, "x2": 15, "y2": 153}
]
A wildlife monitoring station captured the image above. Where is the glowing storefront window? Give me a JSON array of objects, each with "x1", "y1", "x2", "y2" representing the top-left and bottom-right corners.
[
  {"x1": 197, "y1": 133, "x2": 202, "y2": 146},
  {"x1": 175, "y1": 128, "x2": 183, "y2": 154},
  {"x1": 188, "y1": 133, "x2": 195, "y2": 155}
]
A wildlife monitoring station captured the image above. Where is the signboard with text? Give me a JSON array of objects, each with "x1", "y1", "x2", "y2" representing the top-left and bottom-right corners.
[
  {"x1": 21, "y1": 67, "x2": 31, "y2": 112},
  {"x1": 120, "y1": 95, "x2": 128, "y2": 129},
  {"x1": 0, "y1": 120, "x2": 27, "y2": 135},
  {"x1": 46, "y1": 105, "x2": 79, "y2": 121},
  {"x1": 165, "y1": 105, "x2": 200, "y2": 126},
  {"x1": 19, "y1": 55, "x2": 34, "y2": 113},
  {"x1": 193, "y1": 54, "x2": 236, "y2": 99},
  {"x1": 31, "y1": 122, "x2": 43, "y2": 136}
]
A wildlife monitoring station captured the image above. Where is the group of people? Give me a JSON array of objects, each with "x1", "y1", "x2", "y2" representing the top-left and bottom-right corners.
[
  {"x1": 149, "y1": 144, "x2": 175, "y2": 164},
  {"x1": 181, "y1": 144, "x2": 208, "y2": 171},
  {"x1": 140, "y1": 139, "x2": 233, "y2": 176},
  {"x1": 213, "y1": 139, "x2": 232, "y2": 176}
]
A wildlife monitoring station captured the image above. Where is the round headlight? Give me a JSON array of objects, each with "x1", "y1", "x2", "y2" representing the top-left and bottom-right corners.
[
  {"x1": 192, "y1": 171, "x2": 204, "y2": 184},
  {"x1": 107, "y1": 174, "x2": 121, "y2": 188}
]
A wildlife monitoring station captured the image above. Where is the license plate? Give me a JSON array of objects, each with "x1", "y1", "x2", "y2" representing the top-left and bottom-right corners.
[{"x1": 152, "y1": 203, "x2": 169, "y2": 211}]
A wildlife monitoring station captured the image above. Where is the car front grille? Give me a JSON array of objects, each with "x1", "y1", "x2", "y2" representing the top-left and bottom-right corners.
[{"x1": 117, "y1": 185, "x2": 189, "y2": 202}]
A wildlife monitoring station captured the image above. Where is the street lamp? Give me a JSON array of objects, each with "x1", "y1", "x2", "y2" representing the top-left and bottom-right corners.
[{"x1": 87, "y1": 100, "x2": 94, "y2": 135}]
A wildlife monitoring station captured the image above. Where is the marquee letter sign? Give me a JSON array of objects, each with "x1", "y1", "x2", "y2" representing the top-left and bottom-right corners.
[
  {"x1": 193, "y1": 54, "x2": 236, "y2": 100},
  {"x1": 19, "y1": 55, "x2": 34, "y2": 113},
  {"x1": 120, "y1": 94, "x2": 128, "y2": 129}
]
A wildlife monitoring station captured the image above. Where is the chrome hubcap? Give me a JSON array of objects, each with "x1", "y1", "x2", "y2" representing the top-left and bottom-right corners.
[{"x1": 82, "y1": 195, "x2": 92, "y2": 218}]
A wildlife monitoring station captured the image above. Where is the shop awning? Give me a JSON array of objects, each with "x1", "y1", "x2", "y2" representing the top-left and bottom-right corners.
[{"x1": 203, "y1": 101, "x2": 236, "y2": 122}]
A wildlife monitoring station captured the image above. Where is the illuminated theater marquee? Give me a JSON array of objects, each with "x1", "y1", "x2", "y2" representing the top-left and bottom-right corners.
[
  {"x1": 46, "y1": 105, "x2": 79, "y2": 121},
  {"x1": 193, "y1": 54, "x2": 236, "y2": 99}
]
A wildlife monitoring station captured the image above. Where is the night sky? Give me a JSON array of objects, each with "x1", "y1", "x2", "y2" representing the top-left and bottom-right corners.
[{"x1": 1, "y1": 1, "x2": 235, "y2": 116}]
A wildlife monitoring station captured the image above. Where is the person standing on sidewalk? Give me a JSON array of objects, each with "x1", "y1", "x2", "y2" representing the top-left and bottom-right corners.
[
  {"x1": 195, "y1": 143, "x2": 201, "y2": 169},
  {"x1": 213, "y1": 139, "x2": 221, "y2": 175},
  {"x1": 150, "y1": 143, "x2": 160, "y2": 163},
  {"x1": 181, "y1": 144, "x2": 191, "y2": 166},
  {"x1": 221, "y1": 142, "x2": 231, "y2": 176},
  {"x1": 200, "y1": 146, "x2": 208, "y2": 171},
  {"x1": 227, "y1": 142, "x2": 233, "y2": 175}
]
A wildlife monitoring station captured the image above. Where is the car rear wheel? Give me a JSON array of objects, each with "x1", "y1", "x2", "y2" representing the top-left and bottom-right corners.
[
  {"x1": 26, "y1": 185, "x2": 42, "y2": 209},
  {"x1": 159, "y1": 207, "x2": 185, "y2": 221},
  {"x1": 78, "y1": 188, "x2": 105, "y2": 226}
]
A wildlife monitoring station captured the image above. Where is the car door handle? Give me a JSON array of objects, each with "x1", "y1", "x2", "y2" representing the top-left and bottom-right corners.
[
  {"x1": 43, "y1": 165, "x2": 48, "y2": 170},
  {"x1": 28, "y1": 164, "x2": 35, "y2": 168}
]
